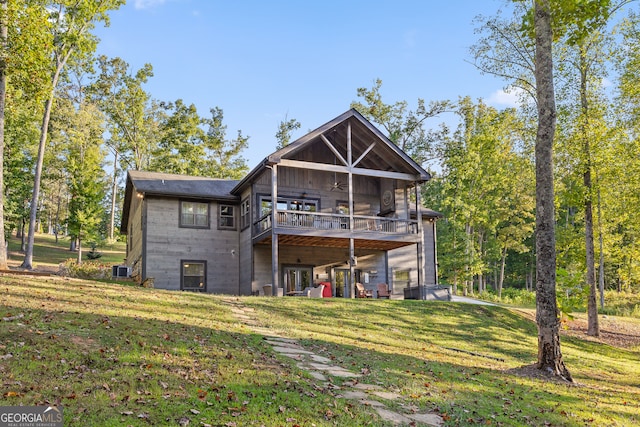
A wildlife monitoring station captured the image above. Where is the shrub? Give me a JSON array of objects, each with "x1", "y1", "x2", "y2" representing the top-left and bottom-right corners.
[{"x1": 59, "y1": 259, "x2": 111, "y2": 280}]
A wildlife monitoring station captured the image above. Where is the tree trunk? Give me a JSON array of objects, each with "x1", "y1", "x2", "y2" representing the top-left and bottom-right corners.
[
  {"x1": 534, "y1": 0, "x2": 572, "y2": 382},
  {"x1": 577, "y1": 46, "x2": 599, "y2": 337},
  {"x1": 20, "y1": 218, "x2": 26, "y2": 252},
  {"x1": 499, "y1": 248, "x2": 507, "y2": 299},
  {"x1": 21, "y1": 95, "x2": 55, "y2": 269},
  {"x1": 597, "y1": 186, "x2": 605, "y2": 309},
  {"x1": 0, "y1": 0, "x2": 7, "y2": 270},
  {"x1": 77, "y1": 235, "x2": 82, "y2": 265},
  {"x1": 109, "y1": 149, "x2": 118, "y2": 242}
]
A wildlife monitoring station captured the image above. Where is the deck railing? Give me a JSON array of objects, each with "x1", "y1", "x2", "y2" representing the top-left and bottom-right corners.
[{"x1": 254, "y1": 211, "x2": 418, "y2": 236}]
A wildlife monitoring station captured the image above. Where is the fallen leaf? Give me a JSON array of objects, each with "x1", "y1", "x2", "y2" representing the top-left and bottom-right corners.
[{"x1": 189, "y1": 409, "x2": 200, "y2": 415}]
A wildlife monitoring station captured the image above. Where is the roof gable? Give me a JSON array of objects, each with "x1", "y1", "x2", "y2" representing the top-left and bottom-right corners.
[{"x1": 232, "y1": 109, "x2": 430, "y2": 194}]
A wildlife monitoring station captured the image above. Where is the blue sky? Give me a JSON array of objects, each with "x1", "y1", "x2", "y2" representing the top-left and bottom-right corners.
[{"x1": 94, "y1": 0, "x2": 516, "y2": 168}]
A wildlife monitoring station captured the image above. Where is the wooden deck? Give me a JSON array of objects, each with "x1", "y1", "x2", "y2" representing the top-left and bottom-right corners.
[{"x1": 253, "y1": 211, "x2": 420, "y2": 250}]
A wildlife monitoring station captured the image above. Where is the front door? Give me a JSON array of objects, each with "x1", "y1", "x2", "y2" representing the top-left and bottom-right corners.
[
  {"x1": 335, "y1": 268, "x2": 362, "y2": 298},
  {"x1": 283, "y1": 266, "x2": 312, "y2": 295}
]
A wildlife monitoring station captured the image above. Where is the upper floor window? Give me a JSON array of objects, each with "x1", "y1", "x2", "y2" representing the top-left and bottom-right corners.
[
  {"x1": 219, "y1": 204, "x2": 236, "y2": 230},
  {"x1": 259, "y1": 196, "x2": 318, "y2": 217},
  {"x1": 240, "y1": 198, "x2": 250, "y2": 230},
  {"x1": 180, "y1": 201, "x2": 209, "y2": 228}
]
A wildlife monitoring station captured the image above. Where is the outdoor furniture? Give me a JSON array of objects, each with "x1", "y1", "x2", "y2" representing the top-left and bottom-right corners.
[
  {"x1": 308, "y1": 284, "x2": 324, "y2": 298},
  {"x1": 377, "y1": 283, "x2": 391, "y2": 299},
  {"x1": 319, "y1": 281, "x2": 333, "y2": 297},
  {"x1": 355, "y1": 283, "x2": 373, "y2": 298}
]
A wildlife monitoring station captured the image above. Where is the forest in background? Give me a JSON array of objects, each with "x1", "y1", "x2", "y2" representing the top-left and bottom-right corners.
[{"x1": 2, "y1": 1, "x2": 640, "y2": 309}]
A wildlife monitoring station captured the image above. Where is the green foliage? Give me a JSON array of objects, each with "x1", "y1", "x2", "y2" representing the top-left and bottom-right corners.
[
  {"x1": 424, "y1": 97, "x2": 535, "y2": 294},
  {"x1": 275, "y1": 115, "x2": 301, "y2": 149},
  {"x1": 351, "y1": 78, "x2": 451, "y2": 166},
  {"x1": 86, "y1": 242, "x2": 102, "y2": 260},
  {"x1": 58, "y1": 259, "x2": 111, "y2": 279}
]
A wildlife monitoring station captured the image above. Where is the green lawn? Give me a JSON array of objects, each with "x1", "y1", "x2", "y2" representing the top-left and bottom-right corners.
[
  {"x1": 1, "y1": 275, "x2": 638, "y2": 426},
  {"x1": 6, "y1": 233, "x2": 126, "y2": 270}
]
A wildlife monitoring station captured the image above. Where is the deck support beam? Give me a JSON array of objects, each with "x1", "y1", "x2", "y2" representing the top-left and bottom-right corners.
[{"x1": 271, "y1": 165, "x2": 279, "y2": 294}]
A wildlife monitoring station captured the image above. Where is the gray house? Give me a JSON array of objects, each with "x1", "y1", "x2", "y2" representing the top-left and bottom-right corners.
[{"x1": 120, "y1": 109, "x2": 444, "y2": 299}]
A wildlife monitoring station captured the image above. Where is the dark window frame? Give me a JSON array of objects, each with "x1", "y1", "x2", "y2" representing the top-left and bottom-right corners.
[
  {"x1": 240, "y1": 198, "x2": 250, "y2": 230},
  {"x1": 179, "y1": 200, "x2": 210, "y2": 229},
  {"x1": 218, "y1": 204, "x2": 236, "y2": 230},
  {"x1": 181, "y1": 260, "x2": 207, "y2": 292}
]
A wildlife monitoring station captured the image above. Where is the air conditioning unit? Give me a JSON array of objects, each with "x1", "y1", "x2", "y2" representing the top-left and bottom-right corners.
[{"x1": 112, "y1": 265, "x2": 131, "y2": 278}]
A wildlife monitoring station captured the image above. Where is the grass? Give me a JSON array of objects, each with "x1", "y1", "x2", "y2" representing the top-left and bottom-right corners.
[
  {"x1": 1, "y1": 276, "x2": 639, "y2": 426},
  {"x1": 6, "y1": 233, "x2": 126, "y2": 270}
]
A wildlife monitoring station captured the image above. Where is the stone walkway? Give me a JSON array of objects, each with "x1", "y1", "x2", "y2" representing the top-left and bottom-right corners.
[{"x1": 222, "y1": 298, "x2": 443, "y2": 426}]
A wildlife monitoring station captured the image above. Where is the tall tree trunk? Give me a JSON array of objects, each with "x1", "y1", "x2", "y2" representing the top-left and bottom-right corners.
[
  {"x1": 77, "y1": 234, "x2": 82, "y2": 265},
  {"x1": 20, "y1": 218, "x2": 26, "y2": 252},
  {"x1": 597, "y1": 186, "x2": 605, "y2": 309},
  {"x1": 578, "y1": 48, "x2": 599, "y2": 337},
  {"x1": 21, "y1": 95, "x2": 55, "y2": 269},
  {"x1": 534, "y1": 0, "x2": 572, "y2": 381},
  {"x1": 465, "y1": 222, "x2": 473, "y2": 296},
  {"x1": 499, "y1": 248, "x2": 507, "y2": 299},
  {"x1": 109, "y1": 149, "x2": 118, "y2": 242},
  {"x1": 0, "y1": 0, "x2": 7, "y2": 270}
]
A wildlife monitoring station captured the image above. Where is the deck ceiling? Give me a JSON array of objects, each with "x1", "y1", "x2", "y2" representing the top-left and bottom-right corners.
[
  {"x1": 288, "y1": 117, "x2": 418, "y2": 176},
  {"x1": 257, "y1": 234, "x2": 413, "y2": 251}
]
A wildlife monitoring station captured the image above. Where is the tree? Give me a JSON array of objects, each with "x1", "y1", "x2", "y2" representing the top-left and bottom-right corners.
[
  {"x1": 150, "y1": 99, "x2": 206, "y2": 174},
  {"x1": 21, "y1": 0, "x2": 124, "y2": 270},
  {"x1": 0, "y1": 0, "x2": 7, "y2": 269},
  {"x1": 275, "y1": 115, "x2": 301, "y2": 149},
  {"x1": 351, "y1": 78, "x2": 451, "y2": 167},
  {"x1": 0, "y1": 0, "x2": 51, "y2": 267},
  {"x1": 200, "y1": 107, "x2": 249, "y2": 179},
  {"x1": 90, "y1": 56, "x2": 162, "y2": 241},
  {"x1": 532, "y1": 0, "x2": 572, "y2": 381},
  {"x1": 53, "y1": 95, "x2": 107, "y2": 264}
]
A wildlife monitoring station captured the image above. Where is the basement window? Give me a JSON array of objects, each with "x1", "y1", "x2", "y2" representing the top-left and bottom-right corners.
[{"x1": 181, "y1": 261, "x2": 206, "y2": 292}]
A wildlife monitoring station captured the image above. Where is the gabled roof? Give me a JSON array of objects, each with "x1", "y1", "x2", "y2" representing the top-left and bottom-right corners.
[
  {"x1": 119, "y1": 170, "x2": 239, "y2": 233},
  {"x1": 231, "y1": 108, "x2": 431, "y2": 195}
]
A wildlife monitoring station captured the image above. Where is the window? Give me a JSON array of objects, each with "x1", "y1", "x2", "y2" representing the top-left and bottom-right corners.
[
  {"x1": 181, "y1": 261, "x2": 206, "y2": 292},
  {"x1": 336, "y1": 201, "x2": 350, "y2": 215},
  {"x1": 240, "y1": 198, "x2": 250, "y2": 230},
  {"x1": 180, "y1": 201, "x2": 209, "y2": 228},
  {"x1": 219, "y1": 204, "x2": 236, "y2": 229},
  {"x1": 258, "y1": 196, "x2": 319, "y2": 215},
  {"x1": 393, "y1": 269, "x2": 411, "y2": 290}
]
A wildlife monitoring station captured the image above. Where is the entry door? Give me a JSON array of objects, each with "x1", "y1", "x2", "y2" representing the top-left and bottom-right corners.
[
  {"x1": 283, "y1": 267, "x2": 312, "y2": 294},
  {"x1": 335, "y1": 269, "x2": 362, "y2": 298}
]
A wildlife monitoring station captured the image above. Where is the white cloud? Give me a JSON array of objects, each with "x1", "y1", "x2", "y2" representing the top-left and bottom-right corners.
[
  {"x1": 134, "y1": 0, "x2": 167, "y2": 10},
  {"x1": 486, "y1": 87, "x2": 524, "y2": 108}
]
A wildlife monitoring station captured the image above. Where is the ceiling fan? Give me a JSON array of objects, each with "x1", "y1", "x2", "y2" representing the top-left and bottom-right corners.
[{"x1": 329, "y1": 176, "x2": 345, "y2": 191}]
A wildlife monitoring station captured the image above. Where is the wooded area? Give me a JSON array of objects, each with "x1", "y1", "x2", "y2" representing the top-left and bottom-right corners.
[{"x1": 2, "y1": 0, "x2": 640, "y2": 381}]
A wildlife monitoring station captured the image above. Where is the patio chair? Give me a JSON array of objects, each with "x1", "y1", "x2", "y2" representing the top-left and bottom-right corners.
[
  {"x1": 377, "y1": 283, "x2": 391, "y2": 299},
  {"x1": 355, "y1": 283, "x2": 373, "y2": 298},
  {"x1": 308, "y1": 284, "x2": 324, "y2": 298}
]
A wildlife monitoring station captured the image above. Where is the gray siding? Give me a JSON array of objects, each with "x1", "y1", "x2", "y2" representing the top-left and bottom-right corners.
[
  {"x1": 144, "y1": 197, "x2": 240, "y2": 294},
  {"x1": 125, "y1": 194, "x2": 144, "y2": 280}
]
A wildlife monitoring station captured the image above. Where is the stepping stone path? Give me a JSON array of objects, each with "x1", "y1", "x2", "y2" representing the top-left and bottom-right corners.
[{"x1": 222, "y1": 298, "x2": 443, "y2": 426}]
